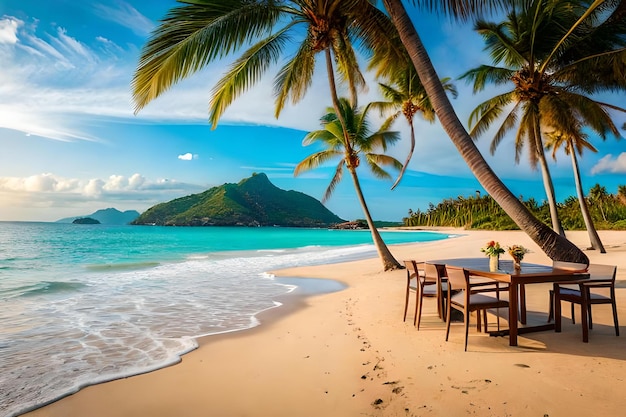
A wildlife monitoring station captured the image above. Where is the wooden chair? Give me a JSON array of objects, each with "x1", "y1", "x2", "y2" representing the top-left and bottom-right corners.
[
  {"x1": 445, "y1": 266, "x2": 509, "y2": 351},
  {"x1": 402, "y1": 260, "x2": 422, "y2": 322},
  {"x1": 415, "y1": 263, "x2": 449, "y2": 329},
  {"x1": 551, "y1": 264, "x2": 619, "y2": 342}
]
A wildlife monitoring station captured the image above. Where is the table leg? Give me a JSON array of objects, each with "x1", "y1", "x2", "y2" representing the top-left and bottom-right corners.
[
  {"x1": 519, "y1": 283, "x2": 527, "y2": 324},
  {"x1": 508, "y1": 283, "x2": 519, "y2": 346}
]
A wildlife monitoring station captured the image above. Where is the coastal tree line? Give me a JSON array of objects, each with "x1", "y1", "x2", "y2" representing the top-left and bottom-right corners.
[
  {"x1": 404, "y1": 184, "x2": 626, "y2": 231},
  {"x1": 131, "y1": 0, "x2": 625, "y2": 270}
]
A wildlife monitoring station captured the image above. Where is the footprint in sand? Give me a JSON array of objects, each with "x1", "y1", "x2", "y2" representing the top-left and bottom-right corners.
[{"x1": 451, "y1": 379, "x2": 492, "y2": 394}]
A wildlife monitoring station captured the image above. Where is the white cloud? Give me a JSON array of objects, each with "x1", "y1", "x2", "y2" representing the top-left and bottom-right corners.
[
  {"x1": 93, "y1": 1, "x2": 154, "y2": 37},
  {"x1": 178, "y1": 152, "x2": 195, "y2": 161},
  {"x1": 0, "y1": 17, "x2": 21, "y2": 44},
  {"x1": 0, "y1": 173, "x2": 192, "y2": 196},
  {"x1": 52, "y1": 26, "x2": 96, "y2": 64},
  {"x1": 591, "y1": 153, "x2": 626, "y2": 174},
  {"x1": 0, "y1": 172, "x2": 207, "y2": 221}
]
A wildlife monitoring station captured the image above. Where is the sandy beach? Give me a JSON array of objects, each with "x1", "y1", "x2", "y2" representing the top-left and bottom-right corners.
[{"x1": 24, "y1": 229, "x2": 626, "y2": 417}]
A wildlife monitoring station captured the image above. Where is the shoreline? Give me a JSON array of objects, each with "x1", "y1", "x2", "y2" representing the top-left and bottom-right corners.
[{"x1": 23, "y1": 229, "x2": 626, "y2": 417}]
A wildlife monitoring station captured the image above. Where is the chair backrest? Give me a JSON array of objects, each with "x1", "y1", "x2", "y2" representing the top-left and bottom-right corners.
[
  {"x1": 404, "y1": 260, "x2": 416, "y2": 273},
  {"x1": 424, "y1": 263, "x2": 445, "y2": 285},
  {"x1": 587, "y1": 264, "x2": 617, "y2": 282},
  {"x1": 553, "y1": 260, "x2": 589, "y2": 272},
  {"x1": 445, "y1": 265, "x2": 469, "y2": 292}
]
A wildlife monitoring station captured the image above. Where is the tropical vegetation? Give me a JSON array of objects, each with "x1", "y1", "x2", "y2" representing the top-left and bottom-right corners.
[
  {"x1": 404, "y1": 184, "x2": 626, "y2": 231},
  {"x1": 460, "y1": 0, "x2": 626, "y2": 243},
  {"x1": 381, "y1": 0, "x2": 591, "y2": 264},
  {"x1": 295, "y1": 98, "x2": 404, "y2": 269}
]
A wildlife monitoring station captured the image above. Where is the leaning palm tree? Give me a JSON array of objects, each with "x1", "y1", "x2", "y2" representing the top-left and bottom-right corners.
[
  {"x1": 545, "y1": 130, "x2": 606, "y2": 252},
  {"x1": 381, "y1": 0, "x2": 590, "y2": 264},
  {"x1": 374, "y1": 62, "x2": 458, "y2": 189},
  {"x1": 295, "y1": 98, "x2": 403, "y2": 270},
  {"x1": 460, "y1": 0, "x2": 626, "y2": 238},
  {"x1": 133, "y1": 0, "x2": 405, "y2": 270}
]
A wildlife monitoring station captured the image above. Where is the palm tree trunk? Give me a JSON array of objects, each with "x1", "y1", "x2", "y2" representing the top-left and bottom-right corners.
[
  {"x1": 391, "y1": 120, "x2": 415, "y2": 190},
  {"x1": 325, "y1": 49, "x2": 355, "y2": 157},
  {"x1": 382, "y1": 0, "x2": 588, "y2": 265},
  {"x1": 348, "y1": 167, "x2": 402, "y2": 271},
  {"x1": 324, "y1": 47, "x2": 402, "y2": 270},
  {"x1": 533, "y1": 120, "x2": 565, "y2": 236},
  {"x1": 568, "y1": 142, "x2": 605, "y2": 252}
]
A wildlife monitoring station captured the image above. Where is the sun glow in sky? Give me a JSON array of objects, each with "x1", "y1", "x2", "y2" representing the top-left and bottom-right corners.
[{"x1": 1, "y1": 0, "x2": 624, "y2": 222}]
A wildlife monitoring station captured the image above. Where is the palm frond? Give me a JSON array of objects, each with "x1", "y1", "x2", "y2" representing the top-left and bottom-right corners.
[
  {"x1": 294, "y1": 150, "x2": 342, "y2": 176},
  {"x1": 273, "y1": 35, "x2": 317, "y2": 117},
  {"x1": 460, "y1": 65, "x2": 516, "y2": 93},
  {"x1": 367, "y1": 153, "x2": 403, "y2": 171},
  {"x1": 467, "y1": 91, "x2": 515, "y2": 138},
  {"x1": 364, "y1": 155, "x2": 393, "y2": 180},
  {"x1": 322, "y1": 161, "x2": 345, "y2": 203},
  {"x1": 489, "y1": 103, "x2": 520, "y2": 155},
  {"x1": 474, "y1": 19, "x2": 526, "y2": 66},
  {"x1": 133, "y1": 1, "x2": 280, "y2": 112},
  {"x1": 302, "y1": 129, "x2": 340, "y2": 148},
  {"x1": 332, "y1": 32, "x2": 367, "y2": 106},
  {"x1": 209, "y1": 29, "x2": 290, "y2": 127}
]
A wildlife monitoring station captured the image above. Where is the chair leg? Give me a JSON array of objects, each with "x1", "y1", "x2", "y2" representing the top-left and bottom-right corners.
[
  {"x1": 571, "y1": 302, "x2": 575, "y2": 324},
  {"x1": 403, "y1": 285, "x2": 410, "y2": 322},
  {"x1": 580, "y1": 286, "x2": 589, "y2": 343},
  {"x1": 416, "y1": 284, "x2": 425, "y2": 328},
  {"x1": 439, "y1": 292, "x2": 448, "y2": 321},
  {"x1": 416, "y1": 294, "x2": 424, "y2": 329},
  {"x1": 445, "y1": 300, "x2": 452, "y2": 342},
  {"x1": 483, "y1": 309, "x2": 489, "y2": 333},
  {"x1": 548, "y1": 289, "x2": 554, "y2": 322},
  {"x1": 611, "y1": 288, "x2": 620, "y2": 336},
  {"x1": 496, "y1": 307, "x2": 500, "y2": 332},
  {"x1": 464, "y1": 307, "x2": 470, "y2": 351},
  {"x1": 413, "y1": 284, "x2": 421, "y2": 326},
  {"x1": 554, "y1": 285, "x2": 562, "y2": 333}
]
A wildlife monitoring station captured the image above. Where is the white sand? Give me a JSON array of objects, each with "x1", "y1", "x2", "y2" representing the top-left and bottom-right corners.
[{"x1": 24, "y1": 229, "x2": 626, "y2": 417}]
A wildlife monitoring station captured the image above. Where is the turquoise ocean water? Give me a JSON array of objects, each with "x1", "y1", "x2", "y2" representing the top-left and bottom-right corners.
[{"x1": 0, "y1": 222, "x2": 452, "y2": 416}]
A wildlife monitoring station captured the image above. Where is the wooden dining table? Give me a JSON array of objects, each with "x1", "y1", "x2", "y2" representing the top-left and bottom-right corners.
[{"x1": 428, "y1": 257, "x2": 589, "y2": 346}]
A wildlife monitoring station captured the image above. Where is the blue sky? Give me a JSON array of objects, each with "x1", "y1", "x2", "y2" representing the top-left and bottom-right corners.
[{"x1": 0, "y1": 1, "x2": 624, "y2": 222}]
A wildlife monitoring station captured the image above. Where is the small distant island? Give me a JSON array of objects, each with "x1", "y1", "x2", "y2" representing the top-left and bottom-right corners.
[
  {"x1": 58, "y1": 208, "x2": 140, "y2": 225},
  {"x1": 133, "y1": 173, "x2": 345, "y2": 227},
  {"x1": 72, "y1": 217, "x2": 101, "y2": 225}
]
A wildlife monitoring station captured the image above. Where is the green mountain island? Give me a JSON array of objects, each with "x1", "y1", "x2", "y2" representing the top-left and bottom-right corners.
[{"x1": 132, "y1": 173, "x2": 346, "y2": 227}]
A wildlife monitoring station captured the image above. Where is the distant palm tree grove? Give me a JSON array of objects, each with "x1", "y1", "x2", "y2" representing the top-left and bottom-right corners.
[{"x1": 404, "y1": 184, "x2": 626, "y2": 231}]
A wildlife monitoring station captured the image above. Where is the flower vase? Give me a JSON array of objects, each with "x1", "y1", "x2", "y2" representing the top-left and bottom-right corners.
[
  {"x1": 513, "y1": 257, "x2": 522, "y2": 272},
  {"x1": 489, "y1": 255, "x2": 499, "y2": 272}
]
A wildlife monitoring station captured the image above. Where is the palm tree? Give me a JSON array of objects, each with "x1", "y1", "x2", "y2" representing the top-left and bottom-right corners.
[
  {"x1": 589, "y1": 183, "x2": 610, "y2": 222},
  {"x1": 374, "y1": 63, "x2": 458, "y2": 189},
  {"x1": 545, "y1": 130, "x2": 606, "y2": 252},
  {"x1": 295, "y1": 98, "x2": 403, "y2": 270},
  {"x1": 380, "y1": 0, "x2": 589, "y2": 264},
  {"x1": 132, "y1": 0, "x2": 406, "y2": 270},
  {"x1": 460, "y1": 0, "x2": 626, "y2": 238},
  {"x1": 618, "y1": 185, "x2": 626, "y2": 205}
]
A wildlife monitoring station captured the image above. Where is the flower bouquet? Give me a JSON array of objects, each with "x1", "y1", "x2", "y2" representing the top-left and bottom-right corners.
[
  {"x1": 508, "y1": 244, "x2": 529, "y2": 270},
  {"x1": 481, "y1": 241, "x2": 505, "y2": 271},
  {"x1": 481, "y1": 241, "x2": 505, "y2": 257}
]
